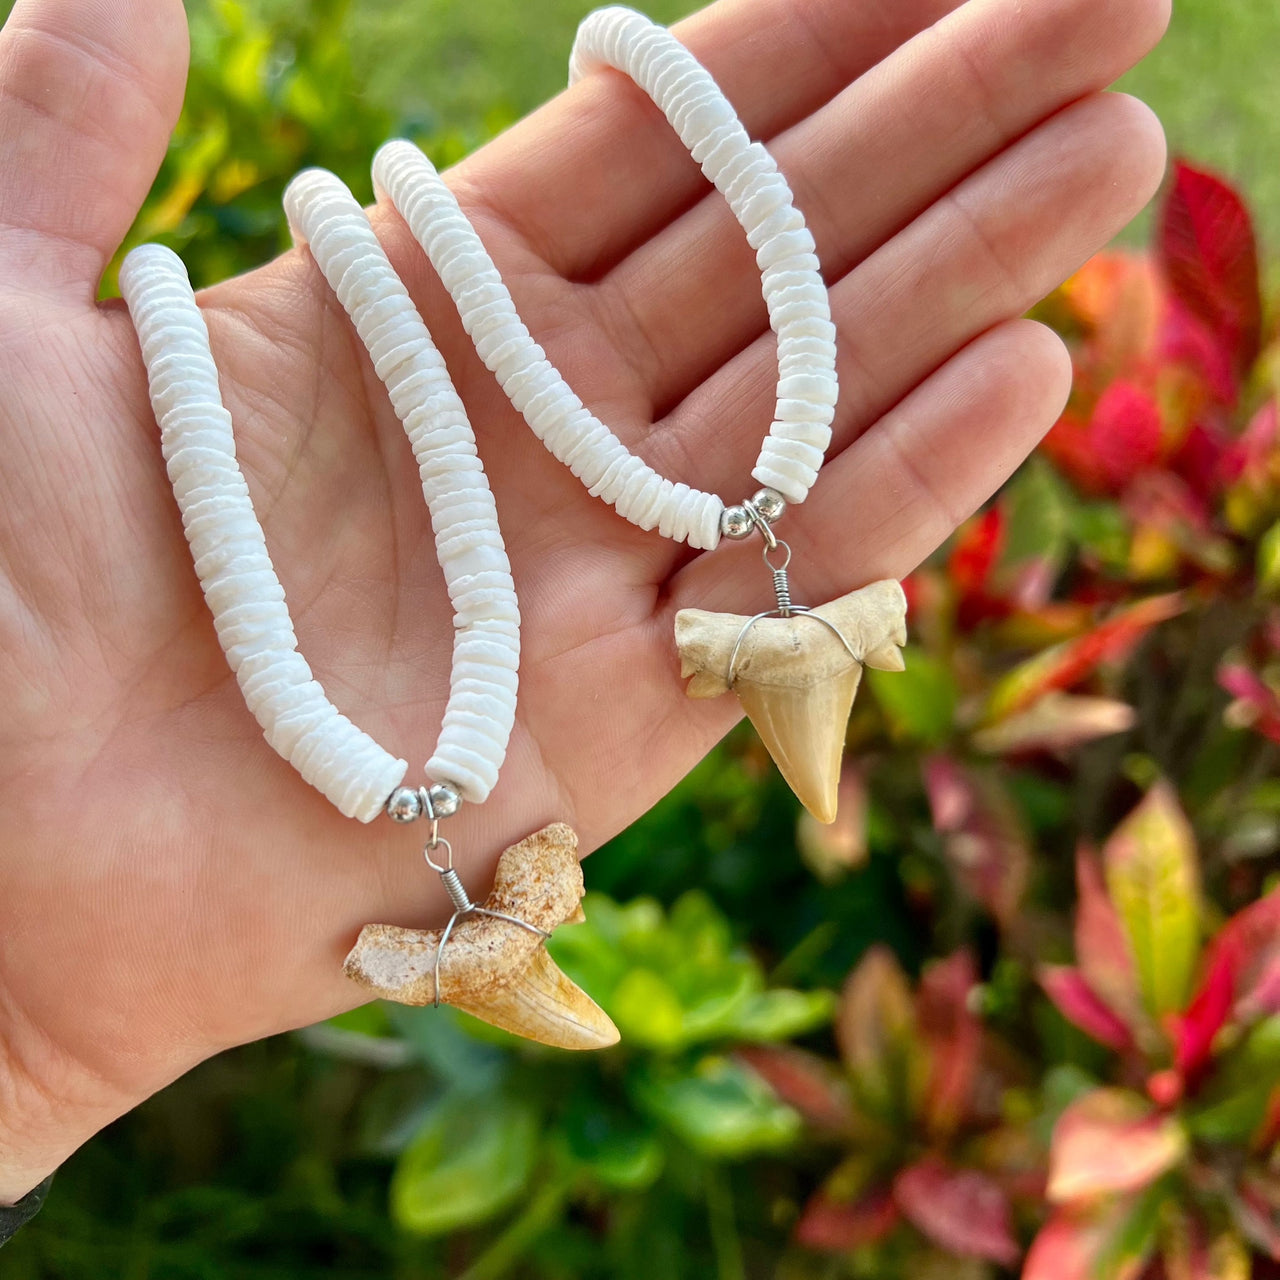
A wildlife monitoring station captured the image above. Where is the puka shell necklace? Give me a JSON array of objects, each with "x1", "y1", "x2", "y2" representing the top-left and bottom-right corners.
[
  {"x1": 372, "y1": 6, "x2": 908, "y2": 824},
  {"x1": 120, "y1": 172, "x2": 618, "y2": 1050}
]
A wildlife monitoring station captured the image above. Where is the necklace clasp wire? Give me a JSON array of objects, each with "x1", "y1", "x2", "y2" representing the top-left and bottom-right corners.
[{"x1": 740, "y1": 498, "x2": 778, "y2": 551}]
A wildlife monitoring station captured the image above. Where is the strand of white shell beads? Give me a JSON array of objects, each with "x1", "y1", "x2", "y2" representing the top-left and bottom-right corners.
[
  {"x1": 119, "y1": 170, "x2": 618, "y2": 1050},
  {"x1": 373, "y1": 6, "x2": 908, "y2": 824}
]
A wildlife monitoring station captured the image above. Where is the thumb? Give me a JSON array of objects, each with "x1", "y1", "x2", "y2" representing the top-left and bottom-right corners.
[{"x1": 0, "y1": 0, "x2": 188, "y2": 302}]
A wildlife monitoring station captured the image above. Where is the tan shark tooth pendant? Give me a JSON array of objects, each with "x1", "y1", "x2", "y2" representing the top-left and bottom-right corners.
[
  {"x1": 675, "y1": 580, "x2": 908, "y2": 824},
  {"x1": 344, "y1": 823, "x2": 619, "y2": 1050}
]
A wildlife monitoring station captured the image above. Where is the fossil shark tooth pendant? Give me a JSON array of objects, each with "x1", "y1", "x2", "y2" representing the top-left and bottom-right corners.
[
  {"x1": 344, "y1": 823, "x2": 619, "y2": 1050},
  {"x1": 675, "y1": 579, "x2": 908, "y2": 824}
]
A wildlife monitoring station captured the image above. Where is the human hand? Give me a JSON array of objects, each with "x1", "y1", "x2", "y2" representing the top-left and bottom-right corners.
[{"x1": 0, "y1": 0, "x2": 1167, "y2": 1199}]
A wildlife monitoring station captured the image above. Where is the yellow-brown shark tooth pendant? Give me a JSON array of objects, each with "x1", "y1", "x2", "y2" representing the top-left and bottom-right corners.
[
  {"x1": 344, "y1": 823, "x2": 619, "y2": 1050},
  {"x1": 675, "y1": 579, "x2": 908, "y2": 824}
]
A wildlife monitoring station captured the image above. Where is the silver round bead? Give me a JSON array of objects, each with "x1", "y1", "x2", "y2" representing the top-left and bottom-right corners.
[
  {"x1": 751, "y1": 487, "x2": 786, "y2": 524},
  {"x1": 425, "y1": 782, "x2": 462, "y2": 819},
  {"x1": 720, "y1": 504, "x2": 755, "y2": 540},
  {"x1": 386, "y1": 786, "x2": 424, "y2": 823}
]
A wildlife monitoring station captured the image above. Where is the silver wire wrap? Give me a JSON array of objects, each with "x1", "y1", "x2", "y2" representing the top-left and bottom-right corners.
[
  {"x1": 724, "y1": 540, "x2": 861, "y2": 687},
  {"x1": 422, "y1": 829, "x2": 549, "y2": 1007}
]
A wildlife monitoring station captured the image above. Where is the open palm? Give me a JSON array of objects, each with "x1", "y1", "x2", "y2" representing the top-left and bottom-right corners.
[{"x1": 0, "y1": 0, "x2": 1168, "y2": 1195}]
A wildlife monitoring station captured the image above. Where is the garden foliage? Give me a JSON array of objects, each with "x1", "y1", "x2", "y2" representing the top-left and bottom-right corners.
[{"x1": 9, "y1": 3, "x2": 1280, "y2": 1277}]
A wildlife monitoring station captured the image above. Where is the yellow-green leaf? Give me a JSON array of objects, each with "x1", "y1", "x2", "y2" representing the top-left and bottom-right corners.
[{"x1": 1103, "y1": 783, "x2": 1202, "y2": 1018}]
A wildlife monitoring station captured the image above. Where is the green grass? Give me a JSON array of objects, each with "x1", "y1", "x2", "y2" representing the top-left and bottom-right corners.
[
  {"x1": 306, "y1": 0, "x2": 1280, "y2": 255},
  {"x1": 1118, "y1": 0, "x2": 1280, "y2": 253}
]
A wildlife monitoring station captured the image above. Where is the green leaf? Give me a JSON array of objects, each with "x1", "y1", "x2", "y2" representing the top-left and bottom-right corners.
[
  {"x1": 630, "y1": 1056, "x2": 802, "y2": 1159},
  {"x1": 390, "y1": 1091, "x2": 539, "y2": 1236},
  {"x1": 1258, "y1": 520, "x2": 1280, "y2": 594},
  {"x1": 558, "y1": 1101, "x2": 665, "y2": 1191},
  {"x1": 611, "y1": 969, "x2": 688, "y2": 1050},
  {"x1": 1103, "y1": 782, "x2": 1203, "y2": 1019},
  {"x1": 866, "y1": 648, "x2": 958, "y2": 747},
  {"x1": 727, "y1": 988, "x2": 836, "y2": 1042},
  {"x1": 1187, "y1": 1084, "x2": 1275, "y2": 1144},
  {"x1": 326, "y1": 1001, "x2": 393, "y2": 1037},
  {"x1": 1001, "y1": 457, "x2": 1073, "y2": 571}
]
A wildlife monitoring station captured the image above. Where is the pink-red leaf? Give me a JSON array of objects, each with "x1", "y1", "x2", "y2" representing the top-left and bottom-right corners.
[
  {"x1": 1231, "y1": 1175, "x2": 1280, "y2": 1262},
  {"x1": 1048, "y1": 1088, "x2": 1187, "y2": 1203},
  {"x1": 923, "y1": 756, "x2": 1030, "y2": 924},
  {"x1": 736, "y1": 1045, "x2": 854, "y2": 1134},
  {"x1": 795, "y1": 1187, "x2": 898, "y2": 1252},
  {"x1": 836, "y1": 946, "x2": 925, "y2": 1121},
  {"x1": 1172, "y1": 944, "x2": 1236, "y2": 1083},
  {"x1": 1220, "y1": 663, "x2": 1280, "y2": 746},
  {"x1": 1074, "y1": 848, "x2": 1145, "y2": 1036},
  {"x1": 1195, "y1": 886, "x2": 1280, "y2": 1024},
  {"x1": 1091, "y1": 380, "x2": 1165, "y2": 489},
  {"x1": 1040, "y1": 965, "x2": 1135, "y2": 1052},
  {"x1": 1159, "y1": 160, "x2": 1262, "y2": 386},
  {"x1": 1024, "y1": 1204, "x2": 1155, "y2": 1280},
  {"x1": 916, "y1": 950, "x2": 982, "y2": 1138},
  {"x1": 893, "y1": 1156, "x2": 1020, "y2": 1266}
]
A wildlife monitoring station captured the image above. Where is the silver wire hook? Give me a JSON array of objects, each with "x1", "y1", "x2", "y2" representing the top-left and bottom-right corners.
[{"x1": 741, "y1": 498, "x2": 778, "y2": 551}]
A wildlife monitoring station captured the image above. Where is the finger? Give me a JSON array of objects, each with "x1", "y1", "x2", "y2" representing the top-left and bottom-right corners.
[
  {"x1": 593, "y1": 0, "x2": 1170, "y2": 410},
  {"x1": 0, "y1": 0, "x2": 188, "y2": 300},
  {"x1": 638, "y1": 91, "x2": 1166, "y2": 506},
  {"x1": 669, "y1": 318, "x2": 1073, "y2": 617},
  {"x1": 457, "y1": 0, "x2": 962, "y2": 280}
]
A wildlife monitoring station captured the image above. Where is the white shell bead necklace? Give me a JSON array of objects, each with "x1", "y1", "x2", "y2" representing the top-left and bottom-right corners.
[
  {"x1": 122, "y1": 174, "x2": 619, "y2": 1050},
  {"x1": 369, "y1": 7, "x2": 906, "y2": 828},
  {"x1": 371, "y1": 4, "x2": 839, "y2": 549},
  {"x1": 121, "y1": 171, "x2": 520, "y2": 817}
]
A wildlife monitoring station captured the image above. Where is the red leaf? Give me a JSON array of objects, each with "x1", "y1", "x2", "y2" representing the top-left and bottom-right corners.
[
  {"x1": 1160, "y1": 297, "x2": 1239, "y2": 406},
  {"x1": 1146, "y1": 1069, "x2": 1184, "y2": 1110},
  {"x1": 795, "y1": 1187, "x2": 898, "y2": 1252},
  {"x1": 1048, "y1": 1089, "x2": 1187, "y2": 1203},
  {"x1": 1159, "y1": 160, "x2": 1262, "y2": 386},
  {"x1": 916, "y1": 951, "x2": 982, "y2": 1138},
  {"x1": 835, "y1": 946, "x2": 924, "y2": 1119},
  {"x1": 1040, "y1": 965, "x2": 1134, "y2": 1052},
  {"x1": 923, "y1": 756, "x2": 1030, "y2": 924},
  {"x1": 1232, "y1": 1175, "x2": 1280, "y2": 1262},
  {"x1": 985, "y1": 594, "x2": 1184, "y2": 722},
  {"x1": 950, "y1": 506, "x2": 1004, "y2": 598},
  {"x1": 1172, "y1": 944, "x2": 1236, "y2": 1084},
  {"x1": 1090, "y1": 381, "x2": 1165, "y2": 489},
  {"x1": 1196, "y1": 886, "x2": 1280, "y2": 1023},
  {"x1": 1220, "y1": 400, "x2": 1279, "y2": 490},
  {"x1": 893, "y1": 1156, "x2": 1020, "y2": 1266},
  {"x1": 1220, "y1": 663, "x2": 1280, "y2": 746},
  {"x1": 737, "y1": 1045, "x2": 854, "y2": 1134},
  {"x1": 1074, "y1": 848, "x2": 1145, "y2": 1036},
  {"x1": 1024, "y1": 1208, "x2": 1144, "y2": 1280}
]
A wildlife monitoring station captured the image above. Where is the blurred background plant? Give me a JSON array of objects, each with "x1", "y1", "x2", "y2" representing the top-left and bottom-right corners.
[{"x1": 4, "y1": 0, "x2": 1280, "y2": 1277}]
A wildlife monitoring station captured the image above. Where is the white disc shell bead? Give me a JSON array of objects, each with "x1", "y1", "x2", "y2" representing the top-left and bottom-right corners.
[
  {"x1": 119, "y1": 245, "x2": 408, "y2": 822},
  {"x1": 283, "y1": 168, "x2": 521, "y2": 805},
  {"x1": 372, "y1": 140, "x2": 725, "y2": 550},
  {"x1": 368, "y1": 5, "x2": 837, "y2": 543},
  {"x1": 570, "y1": 7, "x2": 838, "y2": 506}
]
